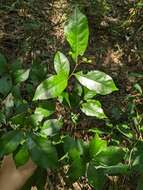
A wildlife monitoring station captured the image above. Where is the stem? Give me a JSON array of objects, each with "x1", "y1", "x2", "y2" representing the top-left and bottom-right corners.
[{"x1": 68, "y1": 58, "x2": 79, "y2": 79}]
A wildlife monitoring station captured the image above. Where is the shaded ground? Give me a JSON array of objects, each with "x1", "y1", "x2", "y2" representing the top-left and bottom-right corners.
[{"x1": 0, "y1": 0, "x2": 143, "y2": 189}]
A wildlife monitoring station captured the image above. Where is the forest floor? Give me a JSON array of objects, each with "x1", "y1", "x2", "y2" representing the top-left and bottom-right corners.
[{"x1": 0, "y1": 0, "x2": 143, "y2": 189}]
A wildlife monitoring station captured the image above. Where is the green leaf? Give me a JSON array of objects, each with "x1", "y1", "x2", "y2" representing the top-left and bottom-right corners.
[
  {"x1": 103, "y1": 163, "x2": 130, "y2": 175},
  {"x1": 13, "y1": 69, "x2": 30, "y2": 84},
  {"x1": 75, "y1": 71, "x2": 118, "y2": 95},
  {"x1": 0, "y1": 131, "x2": 23, "y2": 157},
  {"x1": 132, "y1": 152, "x2": 143, "y2": 173},
  {"x1": 64, "y1": 7, "x2": 89, "y2": 62},
  {"x1": 64, "y1": 136, "x2": 84, "y2": 156},
  {"x1": 81, "y1": 99, "x2": 107, "y2": 118},
  {"x1": 54, "y1": 51, "x2": 70, "y2": 76},
  {"x1": 3, "y1": 93, "x2": 14, "y2": 108},
  {"x1": 83, "y1": 87, "x2": 96, "y2": 100},
  {"x1": 137, "y1": 175, "x2": 143, "y2": 190},
  {"x1": 21, "y1": 168, "x2": 47, "y2": 190},
  {"x1": 87, "y1": 162, "x2": 106, "y2": 190},
  {"x1": 35, "y1": 101, "x2": 55, "y2": 118},
  {"x1": 134, "y1": 83, "x2": 142, "y2": 95},
  {"x1": 89, "y1": 134, "x2": 107, "y2": 159},
  {"x1": 11, "y1": 112, "x2": 27, "y2": 126},
  {"x1": 27, "y1": 135, "x2": 58, "y2": 169},
  {"x1": 68, "y1": 157, "x2": 85, "y2": 181},
  {"x1": 117, "y1": 124, "x2": 133, "y2": 139},
  {"x1": 13, "y1": 144, "x2": 29, "y2": 167},
  {"x1": 0, "y1": 112, "x2": 6, "y2": 124},
  {"x1": 96, "y1": 146, "x2": 125, "y2": 166},
  {"x1": 41, "y1": 119, "x2": 63, "y2": 137},
  {"x1": 58, "y1": 92, "x2": 71, "y2": 107},
  {"x1": 0, "y1": 75, "x2": 12, "y2": 95},
  {"x1": 0, "y1": 52, "x2": 7, "y2": 75},
  {"x1": 35, "y1": 107, "x2": 52, "y2": 118},
  {"x1": 33, "y1": 74, "x2": 68, "y2": 100},
  {"x1": 10, "y1": 59, "x2": 22, "y2": 72}
]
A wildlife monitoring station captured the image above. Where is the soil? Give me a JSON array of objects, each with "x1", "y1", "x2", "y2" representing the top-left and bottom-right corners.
[{"x1": 0, "y1": 0, "x2": 143, "y2": 189}]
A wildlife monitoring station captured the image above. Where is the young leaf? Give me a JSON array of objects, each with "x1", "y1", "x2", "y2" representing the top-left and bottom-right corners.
[
  {"x1": 33, "y1": 74, "x2": 68, "y2": 100},
  {"x1": 75, "y1": 71, "x2": 118, "y2": 95},
  {"x1": 81, "y1": 99, "x2": 107, "y2": 118},
  {"x1": 0, "y1": 131, "x2": 23, "y2": 157},
  {"x1": 89, "y1": 134, "x2": 107, "y2": 159},
  {"x1": 64, "y1": 7, "x2": 89, "y2": 62},
  {"x1": 13, "y1": 144, "x2": 29, "y2": 167},
  {"x1": 27, "y1": 135, "x2": 58, "y2": 169},
  {"x1": 54, "y1": 51, "x2": 70, "y2": 76},
  {"x1": 0, "y1": 52, "x2": 7, "y2": 74},
  {"x1": 13, "y1": 69, "x2": 30, "y2": 84}
]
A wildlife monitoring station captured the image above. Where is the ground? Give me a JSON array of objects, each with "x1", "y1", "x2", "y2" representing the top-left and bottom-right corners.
[{"x1": 0, "y1": 0, "x2": 143, "y2": 189}]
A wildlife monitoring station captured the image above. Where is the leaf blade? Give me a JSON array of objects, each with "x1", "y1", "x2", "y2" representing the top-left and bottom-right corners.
[
  {"x1": 64, "y1": 7, "x2": 89, "y2": 62},
  {"x1": 0, "y1": 131, "x2": 23, "y2": 157},
  {"x1": 54, "y1": 51, "x2": 70, "y2": 76},
  {"x1": 33, "y1": 74, "x2": 68, "y2": 100},
  {"x1": 81, "y1": 99, "x2": 107, "y2": 118},
  {"x1": 75, "y1": 71, "x2": 118, "y2": 95},
  {"x1": 27, "y1": 135, "x2": 58, "y2": 169}
]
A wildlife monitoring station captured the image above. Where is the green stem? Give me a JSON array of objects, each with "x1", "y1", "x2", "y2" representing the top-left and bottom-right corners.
[{"x1": 68, "y1": 59, "x2": 79, "y2": 79}]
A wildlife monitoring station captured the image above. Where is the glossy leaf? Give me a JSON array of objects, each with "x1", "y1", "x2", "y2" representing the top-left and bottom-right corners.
[
  {"x1": 13, "y1": 69, "x2": 30, "y2": 84},
  {"x1": 35, "y1": 101, "x2": 55, "y2": 119},
  {"x1": 0, "y1": 131, "x2": 23, "y2": 157},
  {"x1": 83, "y1": 87, "x2": 96, "y2": 100},
  {"x1": 54, "y1": 51, "x2": 70, "y2": 76},
  {"x1": 89, "y1": 134, "x2": 107, "y2": 159},
  {"x1": 75, "y1": 71, "x2": 118, "y2": 95},
  {"x1": 64, "y1": 7, "x2": 89, "y2": 62},
  {"x1": 27, "y1": 135, "x2": 58, "y2": 169},
  {"x1": 33, "y1": 74, "x2": 68, "y2": 100},
  {"x1": 81, "y1": 99, "x2": 107, "y2": 118},
  {"x1": 13, "y1": 144, "x2": 29, "y2": 167},
  {"x1": 28, "y1": 113, "x2": 44, "y2": 127},
  {"x1": 58, "y1": 92, "x2": 71, "y2": 107},
  {"x1": 41, "y1": 119, "x2": 63, "y2": 137}
]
